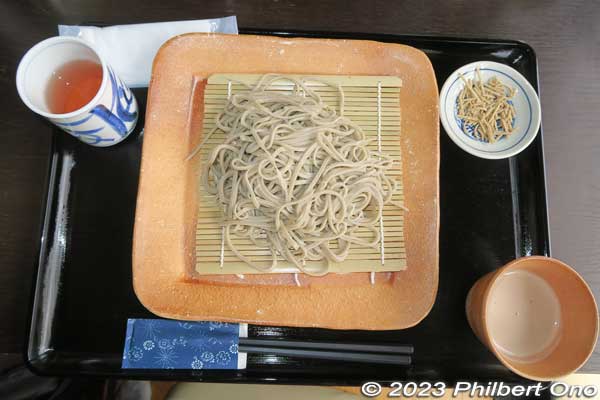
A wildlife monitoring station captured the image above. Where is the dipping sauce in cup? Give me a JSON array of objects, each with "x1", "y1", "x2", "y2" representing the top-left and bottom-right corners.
[
  {"x1": 466, "y1": 256, "x2": 598, "y2": 381},
  {"x1": 486, "y1": 269, "x2": 562, "y2": 363},
  {"x1": 16, "y1": 36, "x2": 137, "y2": 146}
]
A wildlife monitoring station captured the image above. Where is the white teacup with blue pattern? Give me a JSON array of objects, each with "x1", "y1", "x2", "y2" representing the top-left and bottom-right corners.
[{"x1": 16, "y1": 36, "x2": 138, "y2": 147}]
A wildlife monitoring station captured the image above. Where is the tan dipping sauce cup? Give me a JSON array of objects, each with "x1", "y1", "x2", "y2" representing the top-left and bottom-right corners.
[{"x1": 466, "y1": 256, "x2": 598, "y2": 381}]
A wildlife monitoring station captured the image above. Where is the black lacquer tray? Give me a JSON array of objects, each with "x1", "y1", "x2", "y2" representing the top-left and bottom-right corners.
[{"x1": 26, "y1": 30, "x2": 549, "y2": 385}]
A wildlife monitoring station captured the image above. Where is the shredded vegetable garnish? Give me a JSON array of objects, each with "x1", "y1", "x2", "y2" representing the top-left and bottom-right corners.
[{"x1": 457, "y1": 68, "x2": 517, "y2": 143}]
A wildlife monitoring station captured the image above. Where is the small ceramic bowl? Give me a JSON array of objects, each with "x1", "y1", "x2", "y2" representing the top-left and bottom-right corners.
[{"x1": 439, "y1": 61, "x2": 541, "y2": 159}]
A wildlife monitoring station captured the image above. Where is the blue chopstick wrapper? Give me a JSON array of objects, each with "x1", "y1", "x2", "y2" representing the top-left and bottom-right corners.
[{"x1": 122, "y1": 319, "x2": 247, "y2": 370}]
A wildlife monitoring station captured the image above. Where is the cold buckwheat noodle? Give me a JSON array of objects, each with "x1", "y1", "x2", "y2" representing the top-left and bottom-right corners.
[{"x1": 188, "y1": 75, "x2": 404, "y2": 276}]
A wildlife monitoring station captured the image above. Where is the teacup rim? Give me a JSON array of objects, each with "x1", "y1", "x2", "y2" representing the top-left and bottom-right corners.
[{"x1": 16, "y1": 36, "x2": 109, "y2": 120}]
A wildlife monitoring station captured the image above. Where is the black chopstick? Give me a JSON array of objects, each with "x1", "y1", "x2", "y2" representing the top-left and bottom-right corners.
[
  {"x1": 239, "y1": 338, "x2": 413, "y2": 355},
  {"x1": 238, "y1": 344, "x2": 411, "y2": 365},
  {"x1": 238, "y1": 338, "x2": 413, "y2": 365}
]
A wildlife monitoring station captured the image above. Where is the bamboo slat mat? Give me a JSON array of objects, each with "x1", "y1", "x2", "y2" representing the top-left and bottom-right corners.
[{"x1": 195, "y1": 74, "x2": 406, "y2": 275}]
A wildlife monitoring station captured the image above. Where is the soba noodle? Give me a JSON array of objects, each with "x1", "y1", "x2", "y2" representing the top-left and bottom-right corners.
[{"x1": 189, "y1": 75, "x2": 403, "y2": 276}]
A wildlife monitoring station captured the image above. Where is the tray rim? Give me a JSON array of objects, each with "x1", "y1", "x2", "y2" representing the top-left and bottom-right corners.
[{"x1": 25, "y1": 29, "x2": 550, "y2": 385}]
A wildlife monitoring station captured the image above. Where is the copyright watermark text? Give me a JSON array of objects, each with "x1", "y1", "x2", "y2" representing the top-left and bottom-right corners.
[{"x1": 360, "y1": 381, "x2": 599, "y2": 398}]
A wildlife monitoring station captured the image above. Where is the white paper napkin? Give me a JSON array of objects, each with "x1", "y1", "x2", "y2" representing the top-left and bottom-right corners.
[{"x1": 59, "y1": 16, "x2": 238, "y2": 88}]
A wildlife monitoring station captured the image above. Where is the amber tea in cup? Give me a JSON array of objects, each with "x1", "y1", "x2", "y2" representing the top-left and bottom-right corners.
[
  {"x1": 16, "y1": 36, "x2": 137, "y2": 146},
  {"x1": 46, "y1": 59, "x2": 103, "y2": 114}
]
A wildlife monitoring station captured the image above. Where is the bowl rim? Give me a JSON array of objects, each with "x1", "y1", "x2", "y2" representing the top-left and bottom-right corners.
[{"x1": 439, "y1": 61, "x2": 541, "y2": 160}]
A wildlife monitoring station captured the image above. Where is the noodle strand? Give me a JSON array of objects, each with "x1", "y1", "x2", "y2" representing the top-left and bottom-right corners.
[{"x1": 191, "y1": 75, "x2": 403, "y2": 276}]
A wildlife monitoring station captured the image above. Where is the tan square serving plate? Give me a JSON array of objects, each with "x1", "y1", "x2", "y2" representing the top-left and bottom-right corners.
[{"x1": 133, "y1": 33, "x2": 439, "y2": 330}]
